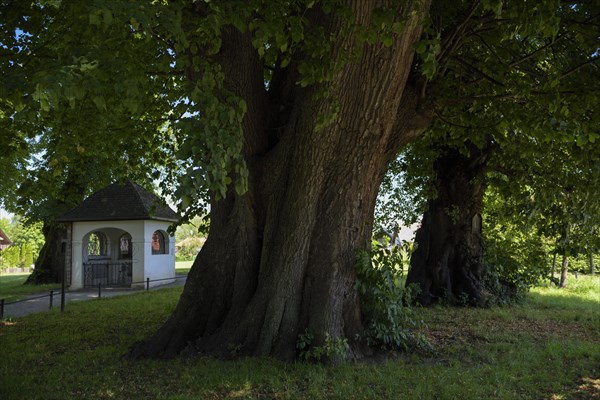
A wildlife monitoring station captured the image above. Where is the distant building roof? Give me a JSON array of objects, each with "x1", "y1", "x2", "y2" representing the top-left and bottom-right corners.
[
  {"x1": 0, "y1": 228, "x2": 12, "y2": 249},
  {"x1": 56, "y1": 181, "x2": 178, "y2": 223}
]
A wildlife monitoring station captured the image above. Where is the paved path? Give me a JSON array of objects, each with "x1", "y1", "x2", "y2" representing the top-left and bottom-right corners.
[{"x1": 1, "y1": 275, "x2": 187, "y2": 319}]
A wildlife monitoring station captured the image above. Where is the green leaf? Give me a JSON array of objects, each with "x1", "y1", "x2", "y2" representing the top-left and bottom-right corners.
[
  {"x1": 89, "y1": 11, "x2": 102, "y2": 26},
  {"x1": 39, "y1": 98, "x2": 50, "y2": 112},
  {"x1": 92, "y1": 96, "x2": 107, "y2": 111},
  {"x1": 102, "y1": 9, "x2": 113, "y2": 26}
]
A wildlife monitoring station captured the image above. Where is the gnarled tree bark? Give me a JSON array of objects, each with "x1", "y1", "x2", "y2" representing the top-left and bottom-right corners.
[
  {"x1": 129, "y1": 1, "x2": 433, "y2": 362},
  {"x1": 406, "y1": 140, "x2": 494, "y2": 306}
]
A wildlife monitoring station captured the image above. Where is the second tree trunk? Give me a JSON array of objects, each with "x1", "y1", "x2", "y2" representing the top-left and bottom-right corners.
[{"x1": 406, "y1": 141, "x2": 493, "y2": 306}]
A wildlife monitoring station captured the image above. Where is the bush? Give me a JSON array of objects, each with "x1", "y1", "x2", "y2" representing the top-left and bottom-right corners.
[
  {"x1": 483, "y1": 231, "x2": 548, "y2": 304},
  {"x1": 0, "y1": 244, "x2": 36, "y2": 270},
  {"x1": 0, "y1": 246, "x2": 21, "y2": 270},
  {"x1": 355, "y1": 239, "x2": 429, "y2": 351},
  {"x1": 569, "y1": 253, "x2": 599, "y2": 274},
  {"x1": 175, "y1": 237, "x2": 205, "y2": 261}
]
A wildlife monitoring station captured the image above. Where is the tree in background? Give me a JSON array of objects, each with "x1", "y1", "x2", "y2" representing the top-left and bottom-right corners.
[
  {"x1": 1, "y1": 2, "x2": 177, "y2": 283},
  {"x1": 0, "y1": 215, "x2": 44, "y2": 270},
  {"x1": 402, "y1": 126, "x2": 599, "y2": 305},
  {"x1": 396, "y1": 0, "x2": 600, "y2": 305},
  {"x1": 175, "y1": 216, "x2": 208, "y2": 261},
  {"x1": 521, "y1": 141, "x2": 600, "y2": 288}
]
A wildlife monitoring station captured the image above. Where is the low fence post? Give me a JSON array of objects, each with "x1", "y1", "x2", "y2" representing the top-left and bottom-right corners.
[
  {"x1": 0, "y1": 299, "x2": 4, "y2": 319},
  {"x1": 98, "y1": 283, "x2": 102, "y2": 298},
  {"x1": 146, "y1": 278, "x2": 150, "y2": 291},
  {"x1": 49, "y1": 290, "x2": 54, "y2": 310}
]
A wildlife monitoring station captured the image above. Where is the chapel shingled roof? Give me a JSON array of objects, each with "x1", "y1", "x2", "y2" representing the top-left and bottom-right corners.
[{"x1": 56, "y1": 181, "x2": 178, "y2": 223}]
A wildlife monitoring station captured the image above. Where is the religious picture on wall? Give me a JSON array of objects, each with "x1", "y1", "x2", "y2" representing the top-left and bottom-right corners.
[
  {"x1": 152, "y1": 231, "x2": 166, "y2": 254},
  {"x1": 120, "y1": 237, "x2": 129, "y2": 253}
]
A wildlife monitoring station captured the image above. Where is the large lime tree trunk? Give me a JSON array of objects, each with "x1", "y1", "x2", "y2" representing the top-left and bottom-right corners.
[
  {"x1": 406, "y1": 141, "x2": 494, "y2": 306},
  {"x1": 130, "y1": 1, "x2": 432, "y2": 362}
]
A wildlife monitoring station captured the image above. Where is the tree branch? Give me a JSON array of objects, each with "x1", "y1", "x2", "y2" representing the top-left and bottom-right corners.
[
  {"x1": 507, "y1": 31, "x2": 569, "y2": 69},
  {"x1": 217, "y1": 26, "x2": 270, "y2": 158},
  {"x1": 452, "y1": 56, "x2": 505, "y2": 87},
  {"x1": 559, "y1": 57, "x2": 599, "y2": 80},
  {"x1": 433, "y1": 103, "x2": 499, "y2": 130},
  {"x1": 437, "y1": 1, "x2": 482, "y2": 77}
]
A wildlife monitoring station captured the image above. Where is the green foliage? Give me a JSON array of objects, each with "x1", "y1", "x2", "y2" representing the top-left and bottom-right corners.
[
  {"x1": 482, "y1": 134, "x2": 600, "y2": 291},
  {"x1": 0, "y1": 246, "x2": 21, "y2": 270},
  {"x1": 355, "y1": 239, "x2": 429, "y2": 351},
  {"x1": 568, "y1": 254, "x2": 599, "y2": 275},
  {"x1": 1, "y1": 1, "x2": 178, "y2": 227},
  {"x1": 413, "y1": 32, "x2": 441, "y2": 79},
  {"x1": 5, "y1": 0, "x2": 598, "y2": 236},
  {"x1": 296, "y1": 330, "x2": 349, "y2": 362},
  {"x1": 374, "y1": 149, "x2": 430, "y2": 235},
  {"x1": 379, "y1": 0, "x2": 600, "y2": 299},
  {"x1": 175, "y1": 237, "x2": 205, "y2": 262},
  {"x1": 0, "y1": 0, "x2": 436, "y2": 229},
  {"x1": 482, "y1": 188, "x2": 549, "y2": 297},
  {"x1": 295, "y1": 329, "x2": 314, "y2": 354},
  {"x1": 175, "y1": 216, "x2": 210, "y2": 241},
  {"x1": 0, "y1": 216, "x2": 43, "y2": 270},
  {"x1": 174, "y1": 216, "x2": 207, "y2": 261}
]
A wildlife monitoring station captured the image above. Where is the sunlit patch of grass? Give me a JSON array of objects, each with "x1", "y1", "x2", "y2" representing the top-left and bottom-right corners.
[
  {"x1": 175, "y1": 260, "x2": 193, "y2": 275},
  {"x1": 0, "y1": 272, "x2": 59, "y2": 302},
  {"x1": 531, "y1": 273, "x2": 600, "y2": 306}
]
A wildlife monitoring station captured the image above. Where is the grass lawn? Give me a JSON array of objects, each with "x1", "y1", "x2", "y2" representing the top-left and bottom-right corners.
[
  {"x1": 0, "y1": 272, "x2": 60, "y2": 303},
  {"x1": 0, "y1": 262, "x2": 193, "y2": 302},
  {"x1": 175, "y1": 260, "x2": 193, "y2": 275},
  {"x1": 0, "y1": 273, "x2": 598, "y2": 400}
]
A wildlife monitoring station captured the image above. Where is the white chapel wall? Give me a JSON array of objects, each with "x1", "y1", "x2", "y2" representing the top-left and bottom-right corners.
[
  {"x1": 142, "y1": 220, "x2": 176, "y2": 288},
  {"x1": 70, "y1": 220, "x2": 145, "y2": 289}
]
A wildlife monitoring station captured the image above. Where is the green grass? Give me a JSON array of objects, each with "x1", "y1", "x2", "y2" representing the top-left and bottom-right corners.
[
  {"x1": 0, "y1": 262, "x2": 193, "y2": 302},
  {"x1": 0, "y1": 272, "x2": 59, "y2": 303},
  {"x1": 530, "y1": 274, "x2": 600, "y2": 310},
  {"x1": 0, "y1": 273, "x2": 598, "y2": 399},
  {"x1": 175, "y1": 260, "x2": 193, "y2": 275}
]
